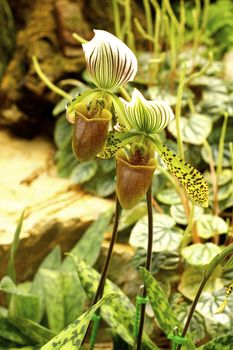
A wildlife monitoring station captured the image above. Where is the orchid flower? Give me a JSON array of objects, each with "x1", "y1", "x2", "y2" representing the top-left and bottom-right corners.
[
  {"x1": 98, "y1": 89, "x2": 209, "y2": 209},
  {"x1": 66, "y1": 30, "x2": 137, "y2": 162}
]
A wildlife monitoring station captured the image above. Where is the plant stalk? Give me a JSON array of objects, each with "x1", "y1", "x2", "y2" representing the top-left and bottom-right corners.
[
  {"x1": 92, "y1": 196, "x2": 122, "y2": 305},
  {"x1": 136, "y1": 184, "x2": 153, "y2": 350}
]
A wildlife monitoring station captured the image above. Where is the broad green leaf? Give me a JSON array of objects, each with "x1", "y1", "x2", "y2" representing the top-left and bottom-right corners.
[
  {"x1": 40, "y1": 269, "x2": 65, "y2": 333},
  {"x1": 170, "y1": 204, "x2": 204, "y2": 225},
  {"x1": 129, "y1": 214, "x2": 183, "y2": 252},
  {"x1": 54, "y1": 116, "x2": 72, "y2": 149},
  {"x1": 8, "y1": 316, "x2": 55, "y2": 345},
  {"x1": 198, "y1": 334, "x2": 233, "y2": 350},
  {"x1": 99, "y1": 157, "x2": 115, "y2": 173},
  {"x1": 157, "y1": 188, "x2": 181, "y2": 205},
  {"x1": 201, "y1": 144, "x2": 231, "y2": 167},
  {"x1": 70, "y1": 160, "x2": 98, "y2": 184},
  {"x1": 196, "y1": 215, "x2": 228, "y2": 239},
  {"x1": 153, "y1": 138, "x2": 209, "y2": 207},
  {"x1": 0, "y1": 313, "x2": 30, "y2": 345},
  {"x1": 83, "y1": 172, "x2": 115, "y2": 197},
  {"x1": 56, "y1": 149, "x2": 77, "y2": 178},
  {"x1": 170, "y1": 293, "x2": 206, "y2": 343},
  {"x1": 178, "y1": 266, "x2": 223, "y2": 300},
  {"x1": 168, "y1": 114, "x2": 212, "y2": 145},
  {"x1": 181, "y1": 243, "x2": 221, "y2": 266},
  {"x1": 204, "y1": 169, "x2": 233, "y2": 186},
  {"x1": 196, "y1": 289, "x2": 233, "y2": 338},
  {"x1": 0, "y1": 276, "x2": 21, "y2": 295},
  {"x1": 72, "y1": 256, "x2": 159, "y2": 349},
  {"x1": 30, "y1": 246, "x2": 62, "y2": 322},
  {"x1": 62, "y1": 209, "x2": 113, "y2": 270},
  {"x1": 209, "y1": 182, "x2": 233, "y2": 203},
  {"x1": 41, "y1": 293, "x2": 118, "y2": 350},
  {"x1": 119, "y1": 203, "x2": 147, "y2": 231},
  {"x1": 7, "y1": 211, "x2": 24, "y2": 282},
  {"x1": 140, "y1": 268, "x2": 182, "y2": 335}
]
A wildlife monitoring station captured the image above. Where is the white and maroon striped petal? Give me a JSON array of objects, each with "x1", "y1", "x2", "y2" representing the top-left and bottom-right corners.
[{"x1": 82, "y1": 30, "x2": 137, "y2": 90}]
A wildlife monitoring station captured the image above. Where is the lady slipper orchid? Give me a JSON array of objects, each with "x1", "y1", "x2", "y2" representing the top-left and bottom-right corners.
[
  {"x1": 82, "y1": 30, "x2": 138, "y2": 90},
  {"x1": 99, "y1": 88, "x2": 209, "y2": 208},
  {"x1": 66, "y1": 30, "x2": 138, "y2": 162}
]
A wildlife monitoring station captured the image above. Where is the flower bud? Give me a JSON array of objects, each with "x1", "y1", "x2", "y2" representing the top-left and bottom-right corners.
[
  {"x1": 72, "y1": 99, "x2": 112, "y2": 162},
  {"x1": 116, "y1": 142, "x2": 157, "y2": 209}
]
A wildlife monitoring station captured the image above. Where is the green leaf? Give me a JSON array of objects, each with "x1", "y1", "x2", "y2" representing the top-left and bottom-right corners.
[
  {"x1": 62, "y1": 209, "x2": 113, "y2": 270},
  {"x1": 41, "y1": 293, "x2": 118, "y2": 350},
  {"x1": 0, "y1": 313, "x2": 30, "y2": 345},
  {"x1": 181, "y1": 243, "x2": 221, "y2": 266},
  {"x1": 40, "y1": 269, "x2": 65, "y2": 333},
  {"x1": 8, "y1": 316, "x2": 55, "y2": 345},
  {"x1": 204, "y1": 169, "x2": 232, "y2": 186},
  {"x1": 196, "y1": 289, "x2": 233, "y2": 338},
  {"x1": 168, "y1": 114, "x2": 212, "y2": 145},
  {"x1": 140, "y1": 268, "x2": 182, "y2": 335},
  {"x1": 196, "y1": 215, "x2": 228, "y2": 239},
  {"x1": 72, "y1": 256, "x2": 159, "y2": 349},
  {"x1": 70, "y1": 160, "x2": 98, "y2": 184},
  {"x1": 157, "y1": 188, "x2": 181, "y2": 205},
  {"x1": 56, "y1": 149, "x2": 77, "y2": 178},
  {"x1": 7, "y1": 211, "x2": 24, "y2": 282},
  {"x1": 129, "y1": 214, "x2": 183, "y2": 252},
  {"x1": 83, "y1": 172, "x2": 115, "y2": 197},
  {"x1": 170, "y1": 204, "x2": 204, "y2": 225},
  {"x1": 198, "y1": 334, "x2": 233, "y2": 350},
  {"x1": 178, "y1": 266, "x2": 223, "y2": 300},
  {"x1": 54, "y1": 116, "x2": 73, "y2": 149},
  {"x1": 119, "y1": 203, "x2": 147, "y2": 231},
  {"x1": 201, "y1": 144, "x2": 231, "y2": 167}
]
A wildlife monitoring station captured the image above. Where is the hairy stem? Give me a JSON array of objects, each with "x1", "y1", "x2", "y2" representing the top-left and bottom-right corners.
[{"x1": 136, "y1": 184, "x2": 153, "y2": 350}]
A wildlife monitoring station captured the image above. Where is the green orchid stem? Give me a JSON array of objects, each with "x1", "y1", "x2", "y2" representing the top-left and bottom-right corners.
[
  {"x1": 32, "y1": 56, "x2": 72, "y2": 101},
  {"x1": 177, "y1": 243, "x2": 233, "y2": 350},
  {"x1": 92, "y1": 197, "x2": 122, "y2": 304},
  {"x1": 136, "y1": 184, "x2": 153, "y2": 350},
  {"x1": 217, "y1": 112, "x2": 229, "y2": 178},
  {"x1": 175, "y1": 65, "x2": 186, "y2": 159}
]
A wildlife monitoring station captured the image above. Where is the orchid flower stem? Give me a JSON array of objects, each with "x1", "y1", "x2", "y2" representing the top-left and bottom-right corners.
[
  {"x1": 92, "y1": 197, "x2": 122, "y2": 305},
  {"x1": 32, "y1": 56, "x2": 72, "y2": 101},
  {"x1": 217, "y1": 112, "x2": 228, "y2": 178},
  {"x1": 119, "y1": 86, "x2": 131, "y2": 102},
  {"x1": 177, "y1": 244, "x2": 233, "y2": 350},
  {"x1": 136, "y1": 184, "x2": 153, "y2": 350},
  {"x1": 175, "y1": 65, "x2": 186, "y2": 159}
]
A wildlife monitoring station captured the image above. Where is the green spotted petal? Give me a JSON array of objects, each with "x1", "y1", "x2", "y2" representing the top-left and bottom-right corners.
[
  {"x1": 121, "y1": 89, "x2": 174, "y2": 134},
  {"x1": 97, "y1": 131, "x2": 137, "y2": 159},
  {"x1": 153, "y1": 138, "x2": 209, "y2": 207},
  {"x1": 82, "y1": 30, "x2": 137, "y2": 90}
]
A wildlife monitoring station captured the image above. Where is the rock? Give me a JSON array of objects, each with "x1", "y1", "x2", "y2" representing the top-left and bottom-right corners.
[{"x1": 0, "y1": 130, "x2": 113, "y2": 281}]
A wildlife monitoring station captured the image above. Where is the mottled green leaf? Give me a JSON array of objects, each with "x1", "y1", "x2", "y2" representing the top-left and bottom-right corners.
[
  {"x1": 181, "y1": 243, "x2": 221, "y2": 266},
  {"x1": 196, "y1": 215, "x2": 228, "y2": 239},
  {"x1": 54, "y1": 116, "x2": 72, "y2": 149},
  {"x1": 140, "y1": 268, "x2": 182, "y2": 335},
  {"x1": 201, "y1": 144, "x2": 231, "y2": 167},
  {"x1": 168, "y1": 113, "x2": 212, "y2": 145},
  {"x1": 40, "y1": 269, "x2": 65, "y2": 333},
  {"x1": 130, "y1": 214, "x2": 183, "y2": 252},
  {"x1": 7, "y1": 211, "x2": 24, "y2": 282},
  {"x1": 170, "y1": 204, "x2": 204, "y2": 225},
  {"x1": 9, "y1": 316, "x2": 55, "y2": 345},
  {"x1": 0, "y1": 313, "x2": 30, "y2": 345},
  {"x1": 72, "y1": 256, "x2": 159, "y2": 349},
  {"x1": 62, "y1": 209, "x2": 113, "y2": 270},
  {"x1": 41, "y1": 293, "x2": 118, "y2": 350},
  {"x1": 70, "y1": 160, "x2": 98, "y2": 184},
  {"x1": 204, "y1": 169, "x2": 232, "y2": 186},
  {"x1": 83, "y1": 172, "x2": 115, "y2": 197},
  {"x1": 198, "y1": 334, "x2": 233, "y2": 350}
]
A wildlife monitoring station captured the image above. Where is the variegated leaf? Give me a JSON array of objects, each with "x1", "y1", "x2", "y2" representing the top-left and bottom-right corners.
[
  {"x1": 41, "y1": 293, "x2": 118, "y2": 350},
  {"x1": 153, "y1": 138, "x2": 208, "y2": 207},
  {"x1": 140, "y1": 267, "x2": 182, "y2": 335},
  {"x1": 71, "y1": 255, "x2": 159, "y2": 350},
  {"x1": 198, "y1": 334, "x2": 233, "y2": 350}
]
